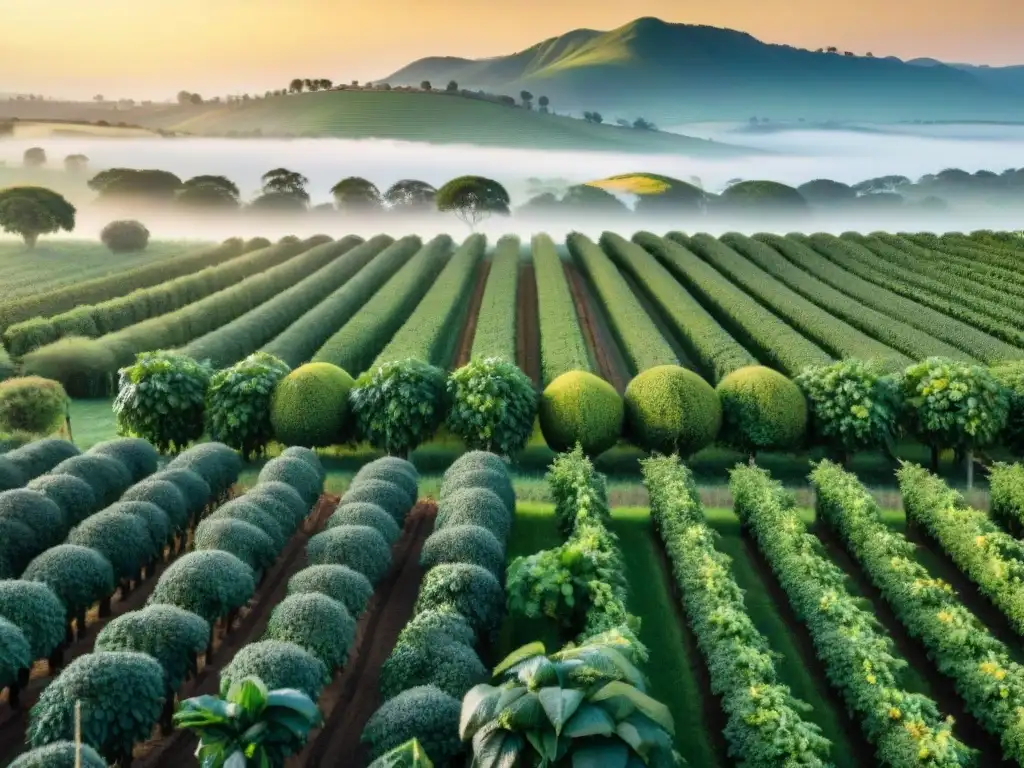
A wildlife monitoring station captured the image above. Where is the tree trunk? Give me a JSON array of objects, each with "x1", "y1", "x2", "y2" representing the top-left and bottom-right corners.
[
  {"x1": 99, "y1": 595, "x2": 112, "y2": 618},
  {"x1": 75, "y1": 609, "x2": 87, "y2": 640},
  {"x1": 966, "y1": 448, "x2": 975, "y2": 490},
  {"x1": 24, "y1": 233, "x2": 38, "y2": 249},
  {"x1": 48, "y1": 644, "x2": 64, "y2": 674},
  {"x1": 159, "y1": 691, "x2": 175, "y2": 735},
  {"x1": 930, "y1": 445, "x2": 940, "y2": 473},
  {"x1": 748, "y1": 452, "x2": 757, "y2": 467}
]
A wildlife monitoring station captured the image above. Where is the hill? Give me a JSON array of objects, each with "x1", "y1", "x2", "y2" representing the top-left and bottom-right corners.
[{"x1": 385, "y1": 16, "x2": 1024, "y2": 123}]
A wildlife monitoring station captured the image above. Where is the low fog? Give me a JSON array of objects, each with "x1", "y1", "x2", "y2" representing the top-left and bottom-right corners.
[{"x1": 0, "y1": 125, "x2": 1022, "y2": 242}]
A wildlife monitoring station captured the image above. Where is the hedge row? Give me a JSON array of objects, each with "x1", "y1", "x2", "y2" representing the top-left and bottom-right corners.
[
  {"x1": 567, "y1": 232, "x2": 679, "y2": 375},
  {"x1": 532, "y1": 233, "x2": 592, "y2": 385},
  {"x1": 898, "y1": 463, "x2": 1024, "y2": 637},
  {"x1": 635, "y1": 233, "x2": 833, "y2": 375},
  {"x1": 371, "y1": 234, "x2": 486, "y2": 369},
  {"x1": 262, "y1": 236, "x2": 422, "y2": 368},
  {"x1": 469, "y1": 235, "x2": 519, "y2": 362},
  {"x1": 924, "y1": 233, "x2": 1024, "y2": 276},
  {"x1": 812, "y1": 460, "x2": 1024, "y2": 763},
  {"x1": 313, "y1": 236, "x2": 455, "y2": 376},
  {"x1": 730, "y1": 464, "x2": 970, "y2": 767},
  {"x1": 880, "y1": 234, "x2": 1024, "y2": 301},
  {"x1": 643, "y1": 456, "x2": 831, "y2": 766},
  {"x1": 1, "y1": 438, "x2": 80, "y2": 488},
  {"x1": 990, "y1": 463, "x2": 1024, "y2": 535},
  {"x1": 4, "y1": 238, "x2": 322, "y2": 357},
  {"x1": 720, "y1": 233, "x2": 968, "y2": 363},
  {"x1": 180, "y1": 235, "x2": 381, "y2": 368}
]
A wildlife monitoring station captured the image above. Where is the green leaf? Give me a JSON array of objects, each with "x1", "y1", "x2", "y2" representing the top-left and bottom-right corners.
[
  {"x1": 494, "y1": 642, "x2": 547, "y2": 677},
  {"x1": 563, "y1": 704, "x2": 616, "y2": 738},
  {"x1": 476, "y1": 727, "x2": 525, "y2": 768},
  {"x1": 460, "y1": 684, "x2": 502, "y2": 739},
  {"x1": 571, "y1": 739, "x2": 630, "y2": 768},
  {"x1": 590, "y1": 682, "x2": 675, "y2": 735},
  {"x1": 538, "y1": 687, "x2": 584, "y2": 736}
]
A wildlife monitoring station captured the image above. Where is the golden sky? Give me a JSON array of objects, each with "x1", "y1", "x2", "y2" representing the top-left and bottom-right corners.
[{"x1": 4, "y1": 0, "x2": 1021, "y2": 99}]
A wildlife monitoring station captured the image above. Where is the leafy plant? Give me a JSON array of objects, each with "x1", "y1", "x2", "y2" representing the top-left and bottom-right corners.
[
  {"x1": 206, "y1": 353, "x2": 291, "y2": 460},
  {"x1": 114, "y1": 351, "x2": 211, "y2": 452},
  {"x1": 445, "y1": 357, "x2": 537, "y2": 456},
  {"x1": 174, "y1": 675, "x2": 322, "y2": 767},
  {"x1": 368, "y1": 738, "x2": 434, "y2": 768},
  {"x1": 100, "y1": 219, "x2": 149, "y2": 253},
  {"x1": 350, "y1": 359, "x2": 447, "y2": 457},
  {"x1": 0, "y1": 376, "x2": 68, "y2": 435}
]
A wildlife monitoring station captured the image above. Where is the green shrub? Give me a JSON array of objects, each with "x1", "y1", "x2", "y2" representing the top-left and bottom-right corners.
[
  {"x1": 245, "y1": 236, "x2": 272, "y2": 250},
  {"x1": 95, "y1": 604, "x2": 209, "y2": 690},
  {"x1": 445, "y1": 357, "x2": 538, "y2": 455},
  {"x1": 992, "y1": 361, "x2": 1024, "y2": 455},
  {"x1": 439, "y1": 466, "x2": 514, "y2": 514},
  {"x1": 361, "y1": 685, "x2": 463, "y2": 764},
  {"x1": 194, "y1": 518, "x2": 277, "y2": 573},
  {"x1": 0, "y1": 580, "x2": 66, "y2": 657},
  {"x1": 328, "y1": 502, "x2": 401, "y2": 544},
  {"x1": 0, "y1": 488, "x2": 67, "y2": 548},
  {"x1": 148, "y1": 550, "x2": 254, "y2": 624},
  {"x1": 538, "y1": 370, "x2": 623, "y2": 456},
  {"x1": 353, "y1": 457, "x2": 418, "y2": 501},
  {"x1": 380, "y1": 635, "x2": 486, "y2": 701},
  {"x1": 219, "y1": 640, "x2": 328, "y2": 700},
  {"x1": 350, "y1": 359, "x2": 447, "y2": 456},
  {"x1": 7, "y1": 438, "x2": 80, "y2": 481},
  {"x1": 167, "y1": 442, "x2": 242, "y2": 497},
  {"x1": 343, "y1": 479, "x2": 413, "y2": 524},
  {"x1": 100, "y1": 220, "x2": 150, "y2": 253},
  {"x1": 121, "y1": 479, "x2": 189, "y2": 533},
  {"x1": 307, "y1": 525, "x2": 392, "y2": 584},
  {"x1": 246, "y1": 481, "x2": 308, "y2": 528},
  {"x1": 270, "y1": 362, "x2": 354, "y2": 447},
  {"x1": 414, "y1": 563, "x2": 504, "y2": 638},
  {"x1": 624, "y1": 364, "x2": 721, "y2": 456},
  {"x1": 26, "y1": 473, "x2": 96, "y2": 527},
  {"x1": 21, "y1": 337, "x2": 118, "y2": 398},
  {"x1": 87, "y1": 437, "x2": 159, "y2": 482},
  {"x1": 51, "y1": 453, "x2": 133, "y2": 506},
  {"x1": 153, "y1": 467, "x2": 212, "y2": 520},
  {"x1": 0, "y1": 456, "x2": 24, "y2": 491},
  {"x1": 0, "y1": 433, "x2": 34, "y2": 454},
  {"x1": 396, "y1": 607, "x2": 476, "y2": 650},
  {"x1": 0, "y1": 348, "x2": 13, "y2": 382},
  {"x1": 9, "y1": 741, "x2": 106, "y2": 768},
  {"x1": 991, "y1": 463, "x2": 1024, "y2": 534},
  {"x1": 22, "y1": 545, "x2": 114, "y2": 618},
  {"x1": 445, "y1": 450, "x2": 506, "y2": 476},
  {"x1": 258, "y1": 456, "x2": 322, "y2": 506},
  {"x1": 288, "y1": 564, "x2": 374, "y2": 617},
  {"x1": 206, "y1": 353, "x2": 291, "y2": 460},
  {"x1": 67, "y1": 509, "x2": 156, "y2": 582},
  {"x1": 27, "y1": 651, "x2": 165, "y2": 763},
  {"x1": 108, "y1": 500, "x2": 172, "y2": 550},
  {"x1": 113, "y1": 351, "x2": 211, "y2": 453},
  {"x1": 207, "y1": 499, "x2": 287, "y2": 551},
  {"x1": 420, "y1": 525, "x2": 504, "y2": 578},
  {"x1": 281, "y1": 445, "x2": 326, "y2": 483},
  {"x1": 0, "y1": 377, "x2": 68, "y2": 435},
  {"x1": 0, "y1": 616, "x2": 31, "y2": 690},
  {"x1": 716, "y1": 365, "x2": 808, "y2": 455},
  {"x1": 0, "y1": 518, "x2": 39, "y2": 578},
  {"x1": 266, "y1": 592, "x2": 356, "y2": 670},
  {"x1": 435, "y1": 487, "x2": 510, "y2": 544}
]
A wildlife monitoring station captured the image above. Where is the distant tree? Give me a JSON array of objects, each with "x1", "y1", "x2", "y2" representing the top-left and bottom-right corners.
[
  {"x1": 635, "y1": 180, "x2": 707, "y2": 217},
  {"x1": 330, "y1": 177, "x2": 383, "y2": 212},
  {"x1": 0, "y1": 187, "x2": 76, "y2": 248},
  {"x1": 843, "y1": 51, "x2": 854, "y2": 57},
  {"x1": 498, "y1": 95, "x2": 515, "y2": 106},
  {"x1": 446, "y1": 80, "x2": 458, "y2": 92},
  {"x1": 615, "y1": 118, "x2": 630, "y2": 127},
  {"x1": 866, "y1": 52, "x2": 874, "y2": 57},
  {"x1": 93, "y1": 94, "x2": 104, "y2": 102},
  {"x1": 351, "y1": 80, "x2": 360, "y2": 87},
  {"x1": 421, "y1": 81, "x2": 432, "y2": 91},
  {"x1": 826, "y1": 46, "x2": 838, "y2": 53},
  {"x1": 303, "y1": 79, "x2": 313, "y2": 91},
  {"x1": 814, "y1": 48, "x2": 824, "y2": 53},
  {"x1": 289, "y1": 79, "x2": 303, "y2": 93},
  {"x1": 260, "y1": 168, "x2": 310, "y2": 202},
  {"x1": 384, "y1": 179, "x2": 437, "y2": 212},
  {"x1": 23, "y1": 147, "x2": 46, "y2": 168},
  {"x1": 520, "y1": 90, "x2": 534, "y2": 109},
  {"x1": 88, "y1": 168, "x2": 184, "y2": 203},
  {"x1": 719, "y1": 180, "x2": 809, "y2": 212},
  {"x1": 100, "y1": 220, "x2": 150, "y2": 253},
  {"x1": 320, "y1": 79, "x2": 333, "y2": 90},
  {"x1": 797, "y1": 179, "x2": 856, "y2": 206},
  {"x1": 436, "y1": 176, "x2": 511, "y2": 230},
  {"x1": 516, "y1": 192, "x2": 562, "y2": 218},
  {"x1": 851, "y1": 175, "x2": 910, "y2": 195},
  {"x1": 177, "y1": 90, "x2": 193, "y2": 105},
  {"x1": 632, "y1": 117, "x2": 656, "y2": 130},
  {"x1": 538, "y1": 95, "x2": 549, "y2": 113},
  {"x1": 189, "y1": 93, "x2": 203, "y2": 105},
  {"x1": 248, "y1": 191, "x2": 309, "y2": 212},
  {"x1": 749, "y1": 116, "x2": 759, "y2": 125},
  {"x1": 176, "y1": 175, "x2": 241, "y2": 209},
  {"x1": 63, "y1": 154, "x2": 89, "y2": 174},
  {"x1": 560, "y1": 184, "x2": 629, "y2": 214}
]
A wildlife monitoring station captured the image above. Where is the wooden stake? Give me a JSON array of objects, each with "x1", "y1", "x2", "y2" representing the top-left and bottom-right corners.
[{"x1": 75, "y1": 700, "x2": 82, "y2": 768}]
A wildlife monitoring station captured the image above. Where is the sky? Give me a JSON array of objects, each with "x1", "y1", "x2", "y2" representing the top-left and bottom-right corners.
[{"x1": 4, "y1": 0, "x2": 1022, "y2": 100}]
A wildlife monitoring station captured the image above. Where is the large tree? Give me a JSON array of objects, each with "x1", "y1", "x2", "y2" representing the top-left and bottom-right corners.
[
  {"x1": 383, "y1": 179, "x2": 436, "y2": 212},
  {"x1": 329, "y1": 177, "x2": 382, "y2": 212},
  {"x1": 176, "y1": 175, "x2": 240, "y2": 209},
  {"x1": 289, "y1": 79, "x2": 303, "y2": 93},
  {"x1": 560, "y1": 184, "x2": 629, "y2": 214},
  {"x1": 436, "y1": 176, "x2": 510, "y2": 230},
  {"x1": 0, "y1": 187, "x2": 76, "y2": 248},
  {"x1": 260, "y1": 168, "x2": 309, "y2": 201},
  {"x1": 88, "y1": 168, "x2": 183, "y2": 203}
]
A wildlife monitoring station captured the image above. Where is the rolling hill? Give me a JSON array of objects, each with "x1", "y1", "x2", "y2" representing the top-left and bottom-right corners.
[{"x1": 385, "y1": 16, "x2": 1024, "y2": 123}]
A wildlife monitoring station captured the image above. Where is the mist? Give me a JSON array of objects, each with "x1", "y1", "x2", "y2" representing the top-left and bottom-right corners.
[{"x1": 1, "y1": 127, "x2": 1023, "y2": 242}]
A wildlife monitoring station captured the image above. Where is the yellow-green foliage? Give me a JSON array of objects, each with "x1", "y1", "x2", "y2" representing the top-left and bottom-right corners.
[
  {"x1": 624, "y1": 365, "x2": 720, "y2": 456},
  {"x1": 469, "y1": 235, "x2": 519, "y2": 361},
  {"x1": 532, "y1": 234, "x2": 592, "y2": 384},
  {"x1": 539, "y1": 370, "x2": 623, "y2": 456},
  {"x1": 716, "y1": 366, "x2": 807, "y2": 454},
  {"x1": 270, "y1": 362, "x2": 353, "y2": 447}
]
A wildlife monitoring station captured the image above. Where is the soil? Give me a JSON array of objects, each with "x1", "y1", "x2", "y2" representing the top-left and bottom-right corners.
[
  {"x1": 290, "y1": 501, "x2": 436, "y2": 768},
  {"x1": 515, "y1": 263, "x2": 541, "y2": 386},
  {"x1": 453, "y1": 260, "x2": 491, "y2": 368},
  {"x1": 563, "y1": 261, "x2": 630, "y2": 392}
]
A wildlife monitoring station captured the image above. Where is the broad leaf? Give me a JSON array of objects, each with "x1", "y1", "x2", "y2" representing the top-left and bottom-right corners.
[
  {"x1": 571, "y1": 739, "x2": 630, "y2": 768},
  {"x1": 563, "y1": 704, "x2": 616, "y2": 739},
  {"x1": 460, "y1": 684, "x2": 502, "y2": 739},
  {"x1": 494, "y1": 641, "x2": 547, "y2": 676},
  {"x1": 591, "y1": 681, "x2": 675, "y2": 735},
  {"x1": 476, "y1": 727, "x2": 525, "y2": 768},
  {"x1": 538, "y1": 687, "x2": 585, "y2": 735}
]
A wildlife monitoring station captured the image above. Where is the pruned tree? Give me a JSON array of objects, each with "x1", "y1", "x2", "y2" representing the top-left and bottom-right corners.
[
  {"x1": 0, "y1": 187, "x2": 76, "y2": 248},
  {"x1": 88, "y1": 168, "x2": 184, "y2": 203},
  {"x1": 538, "y1": 95, "x2": 549, "y2": 113},
  {"x1": 421, "y1": 81, "x2": 432, "y2": 91},
  {"x1": 63, "y1": 154, "x2": 89, "y2": 174},
  {"x1": 520, "y1": 90, "x2": 533, "y2": 109},
  {"x1": 436, "y1": 176, "x2": 510, "y2": 230},
  {"x1": 23, "y1": 147, "x2": 46, "y2": 168}
]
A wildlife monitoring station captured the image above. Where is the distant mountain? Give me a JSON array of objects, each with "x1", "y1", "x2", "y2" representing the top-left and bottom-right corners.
[
  {"x1": 384, "y1": 17, "x2": 1024, "y2": 123},
  {"x1": 907, "y1": 58, "x2": 1024, "y2": 96}
]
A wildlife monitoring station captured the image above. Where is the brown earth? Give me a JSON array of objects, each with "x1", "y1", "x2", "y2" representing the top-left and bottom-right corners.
[
  {"x1": 453, "y1": 261, "x2": 491, "y2": 368},
  {"x1": 563, "y1": 261, "x2": 630, "y2": 392},
  {"x1": 516, "y1": 263, "x2": 541, "y2": 386}
]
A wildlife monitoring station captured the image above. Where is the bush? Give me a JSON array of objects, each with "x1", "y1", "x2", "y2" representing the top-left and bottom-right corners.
[
  {"x1": 420, "y1": 525, "x2": 505, "y2": 578},
  {"x1": 87, "y1": 437, "x2": 159, "y2": 482},
  {"x1": 108, "y1": 500, "x2": 172, "y2": 550},
  {"x1": 121, "y1": 478, "x2": 189, "y2": 533},
  {"x1": 288, "y1": 564, "x2": 374, "y2": 617},
  {"x1": 343, "y1": 479, "x2": 413, "y2": 524},
  {"x1": 327, "y1": 502, "x2": 401, "y2": 544},
  {"x1": 206, "y1": 352, "x2": 291, "y2": 460},
  {"x1": 353, "y1": 456, "x2": 418, "y2": 501},
  {"x1": 265, "y1": 592, "x2": 356, "y2": 670},
  {"x1": 716, "y1": 366, "x2": 808, "y2": 455},
  {"x1": 219, "y1": 640, "x2": 328, "y2": 700},
  {"x1": 307, "y1": 525, "x2": 391, "y2": 584},
  {"x1": 51, "y1": 453, "x2": 133, "y2": 506},
  {"x1": 0, "y1": 488, "x2": 67, "y2": 548},
  {"x1": 0, "y1": 518, "x2": 39, "y2": 578},
  {"x1": 445, "y1": 449, "x2": 506, "y2": 476},
  {"x1": 26, "y1": 473, "x2": 96, "y2": 527},
  {"x1": 167, "y1": 442, "x2": 242, "y2": 497},
  {"x1": 414, "y1": 563, "x2": 504, "y2": 638},
  {"x1": 258, "y1": 456, "x2": 322, "y2": 506},
  {"x1": 435, "y1": 487, "x2": 510, "y2": 543},
  {"x1": 281, "y1": 445, "x2": 326, "y2": 483},
  {"x1": 361, "y1": 685, "x2": 463, "y2": 763},
  {"x1": 27, "y1": 651, "x2": 165, "y2": 763},
  {"x1": 194, "y1": 518, "x2": 277, "y2": 573},
  {"x1": 992, "y1": 361, "x2": 1024, "y2": 455},
  {"x1": 207, "y1": 499, "x2": 287, "y2": 551},
  {"x1": 0, "y1": 616, "x2": 31, "y2": 690},
  {"x1": 991, "y1": 463, "x2": 1024, "y2": 534},
  {"x1": 270, "y1": 362, "x2": 354, "y2": 447},
  {"x1": 350, "y1": 359, "x2": 447, "y2": 456},
  {"x1": 539, "y1": 370, "x2": 623, "y2": 457},
  {"x1": 0, "y1": 580, "x2": 66, "y2": 657},
  {"x1": 380, "y1": 635, "x2": 486, "y2": 701},
  {"x1": 396, "y1": 607, "x2": 476, "y2": 649},
  {"x1": 623, "y1": 365, "x2": 721, "y2": 456},
  {"x1": 21, "y1": 337, "x2": 118, "y2": 398},
  {"x1": 0, "y1": 377, "x2": 67, "y2": 435},
  {"x1": 100, "y1": 220, "x2": 150, "y2": 253},
  {"x1": 6, "y1": 439, "x2": 79, "y2": 481},
  {"x1": 67, "y1": 509, "x2": 156, "y2": 582},
  {"x1": 439, "y1": 466, "x2": 514, "y2": 513},
  {"x1": 153, "y1": 467, "x2": 212, "y2": 520},
  {"x1": 245, "y1": 481, "x2": 308, "y2": 528},
  {"x1": 9, "y1": 741, "x2": 107, "y2": 768},
  {"x1": 148, "y1": 550, "x2": 254, "y2": 624},
  {"x1": 0, "y1": 348, "x2": 13, "y2": 382},
  {"x1": 22, "y1": 545, "x2": 114, "y2": 618},
  {"x1": 113, "y1": 351, "x2": 211, "y2": 453},
  {"x1": 445, "y1": 357, "x2": 538, "y2": 455},
  {"x1": 0, "y1": 456, "x2": 24, "y2": 491}
]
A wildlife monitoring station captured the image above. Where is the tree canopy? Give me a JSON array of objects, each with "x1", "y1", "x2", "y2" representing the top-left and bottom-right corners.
[
  {"x1": 0, "y1": 187, "x2": 76, "y2": 247},
  {"x1": 88, "y1": 169, "x2": 183, "y2": 202},
  {"x1": 330, "y1": 177, "x2": 383, "y2": 212},
  {"x1": 383, "y1": 180, "x2": 437, "y2": 212},
  {"x1": 435, "y1": 176, "x2": 510, "y2": 229}
]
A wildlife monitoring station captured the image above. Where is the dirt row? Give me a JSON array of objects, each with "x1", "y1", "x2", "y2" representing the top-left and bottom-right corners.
[
  {"x1": 453, "y1": 260, "x2": 491, "y2": 368},
  {"x1": 563, "y1": 261, "x2": 631, "y2": 393},
  {"x1": 516, "y1": 263, "x2": 541, "y2": 386}
]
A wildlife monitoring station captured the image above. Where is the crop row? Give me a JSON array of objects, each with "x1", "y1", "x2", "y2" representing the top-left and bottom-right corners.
[
  {"x1": 906, "y1": 233, "x2": 1024, "y2": 287},
  {"x1": 720, "y1": 233, "x2": 968, "y2": 362},
  {"x1": 730, "y1": 464, "x2": 971, "y2": 767},
  {"x1": 469, "y1": 235, "x2": 519, "y2": 362},
  {"x1": 532, "y1": 234, "x2": 592, "y2": 384},
  {"x1": 567, "y1": 232, "x2": 679, "y2": 375},
  {"x1": 990, "y1": 463, "x2": 1024, "y2": 535},
  {"x1": 372, "y1": 234, "x2": 486, "y2": 369},
  {"x1": 643, "y1": 455, "x2": 831, "y2": 766},
  {"x1": 765, "y1": 233, "x2": 1020, "y2": 364},
  {"x1": 812, "y1": 460, "x2": 1024, "y2": 763},
  {"x1": 313, "y1": 236, "x2": 454, "y2": 376},
  {"x1": 182, "y1": 235, "x2": 390, "y2": 369}
]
